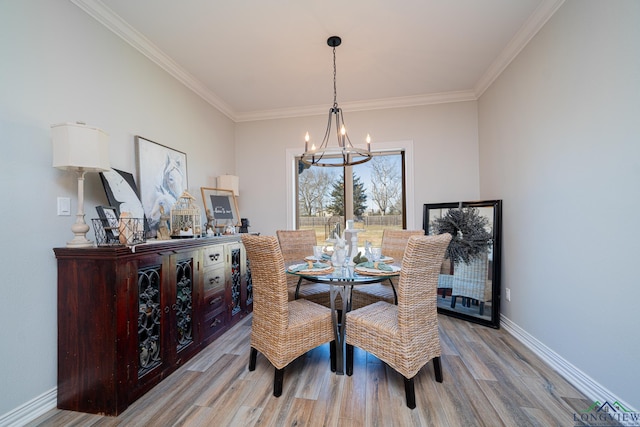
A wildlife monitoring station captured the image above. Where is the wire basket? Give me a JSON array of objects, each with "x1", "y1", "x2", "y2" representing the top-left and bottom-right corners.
[{"x1": 92, "y1": 217, "x2": 146, "y2": 246}]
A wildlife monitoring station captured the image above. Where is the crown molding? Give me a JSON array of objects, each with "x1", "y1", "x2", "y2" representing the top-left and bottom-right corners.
[
  {"x1": 474, "y1": 0, "x2": 566, "y2": 98},
  {"x1": 72, "y1": 0, "x2": 563, "y2": 123},
  {"x1": 70, "y1": 0, "x2": 237, "y2": 121},
  {"x1": 234, "y1": 90, "x2": 478, "y2": 122}
]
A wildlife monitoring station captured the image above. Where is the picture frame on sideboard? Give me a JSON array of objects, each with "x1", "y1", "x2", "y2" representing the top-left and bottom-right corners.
[{"x1": 200, "y1": 187, "x2": 240, "y2": 229}]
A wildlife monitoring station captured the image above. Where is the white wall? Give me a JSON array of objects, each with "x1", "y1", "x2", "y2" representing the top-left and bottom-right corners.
[
  {"x1": 0, "y1": 0, "x2": 235, "y2": 415},
  {"x1": 478, "y1": 0, "x2": 640, "y2": 409},
  {"x1": 235, "y1": 102, "x2": 480, "y2": 236}
]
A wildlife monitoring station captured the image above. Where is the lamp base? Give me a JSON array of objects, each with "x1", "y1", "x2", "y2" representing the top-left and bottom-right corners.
[
  {"x1": 66, "y1": 237, "x2": 94, "y2": 248},
  {"x1": 67, "y1": 213, "x2": 93, "y2": 248}
]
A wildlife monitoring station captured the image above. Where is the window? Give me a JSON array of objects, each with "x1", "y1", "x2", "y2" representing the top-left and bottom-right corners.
[{"x1": 295, "y1": 151, "x2": 406, "y2": 246}]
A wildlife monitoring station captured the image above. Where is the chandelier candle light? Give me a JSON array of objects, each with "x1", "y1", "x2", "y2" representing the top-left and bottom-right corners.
[{"x1": 301, "y1": 36, "x2": 372, "y2": 167}]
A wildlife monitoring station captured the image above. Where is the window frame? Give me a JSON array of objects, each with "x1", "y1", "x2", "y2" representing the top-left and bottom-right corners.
[{"x1": 286, "y1": 140, "x2": 415, "y2": 230}]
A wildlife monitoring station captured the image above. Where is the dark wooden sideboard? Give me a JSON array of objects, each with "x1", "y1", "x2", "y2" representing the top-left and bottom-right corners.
[{"x1": 54, "y1": 236, "x2": 252, "y2": 416}]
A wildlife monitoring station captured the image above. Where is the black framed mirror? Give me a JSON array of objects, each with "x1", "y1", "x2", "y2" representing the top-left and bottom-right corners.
[{"x1": 423, "y1": 200, "x2": 502, "y2": 328}]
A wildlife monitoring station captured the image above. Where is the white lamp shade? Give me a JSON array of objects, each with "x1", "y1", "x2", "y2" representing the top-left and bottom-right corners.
[
  {"x1": 52, "y1": 122, "x2": 110, "y2": 172},
  {"x1": 217, "y1": 174, "x2": 239, "y2": 196}
]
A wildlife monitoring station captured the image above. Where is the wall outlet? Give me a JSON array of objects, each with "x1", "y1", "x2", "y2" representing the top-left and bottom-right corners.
[{"x1": 506, "y1": 288, "x2": 511, "y2": 301}]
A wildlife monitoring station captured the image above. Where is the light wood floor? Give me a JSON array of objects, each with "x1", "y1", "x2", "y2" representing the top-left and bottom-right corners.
[{"x1": 28, "y1": 314, "x2": 606, "y2": 427}]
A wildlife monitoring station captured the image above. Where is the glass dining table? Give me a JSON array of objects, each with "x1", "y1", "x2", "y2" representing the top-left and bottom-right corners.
[{"x1": 287, "y1": 263, "x2": 400, "y2": 375}]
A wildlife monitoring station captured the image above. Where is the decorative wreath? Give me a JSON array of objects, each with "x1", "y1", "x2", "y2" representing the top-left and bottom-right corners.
[{"x1": 431, "y1": 207, "x2": 493, "y2": 264}]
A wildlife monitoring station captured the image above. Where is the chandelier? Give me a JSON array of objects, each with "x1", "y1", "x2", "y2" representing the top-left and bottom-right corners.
[{"x1": 300, "y1": 36, "x2": 372, "y2": 167}]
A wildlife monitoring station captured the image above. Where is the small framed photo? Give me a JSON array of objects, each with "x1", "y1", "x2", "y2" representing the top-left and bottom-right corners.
[
  {"x1": 200, "y1": 187, "x2": 240, "y2": 228},
  {"x1": 96, "y1": 205, "x2": 120, "y2": 238}
]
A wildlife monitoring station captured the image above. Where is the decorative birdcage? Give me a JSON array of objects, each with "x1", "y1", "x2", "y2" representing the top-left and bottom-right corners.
[{"x1": 170, "y1": 191, "x2": 202, "y2": 238}]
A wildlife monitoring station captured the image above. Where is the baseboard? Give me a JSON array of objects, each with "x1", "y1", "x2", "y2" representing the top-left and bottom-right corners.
[
  {"x1": 0, "y1": 387, "x2": 56, "y2": 427},
  {"x1": 500, "y1": 314, "x2": 637, "y2": 417}
]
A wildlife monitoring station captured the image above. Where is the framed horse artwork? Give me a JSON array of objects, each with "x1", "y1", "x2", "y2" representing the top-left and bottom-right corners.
[{"x1": 135, "y1": 135, "x2": 188, "y2": 237}]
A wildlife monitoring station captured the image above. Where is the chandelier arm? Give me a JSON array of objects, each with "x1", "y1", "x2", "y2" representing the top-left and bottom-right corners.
[
  {"x1": 335, "y1": 109, "x2": 344, "y2": 148},
  {"x1": 322, "y1": 108, "x2": 333, "y2": 150}
]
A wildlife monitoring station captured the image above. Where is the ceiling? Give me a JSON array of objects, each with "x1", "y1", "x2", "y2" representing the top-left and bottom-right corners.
[{"x1": 73, "y1": 0, "x2": 564, "y2": 122}]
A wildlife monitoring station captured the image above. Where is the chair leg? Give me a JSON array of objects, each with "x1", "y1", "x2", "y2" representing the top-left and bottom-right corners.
[
  {"x1": 294, "y1": 277, "x2": 303, "y2": 299},
  {"x1": 274, "y1": 367, "x2": 284, "y2": 397},
  {"x1": 346, "y1": 344, "x2": 354, "y2": 376},
  {"x1": 330, "y1": 340, "x2": 336, "y2": 372},
  {"x1": 479, "y1": 301, "x2": 485, "y2": 316},
  {"x1": 388, "y1": 278, "x2": 398, "y2": 305},
  {"x1": 249, "y1": 347, "x2": 257, "y2": 371},
  {"x1": 451, "y1": 296, "x2": 457, "y2": 308},
  {"x1": 403, "y1": 376, "x2": 416, "y2": 409},
  {"x1": 433, "y1": 356, "x2": 443, "y2": 383}
]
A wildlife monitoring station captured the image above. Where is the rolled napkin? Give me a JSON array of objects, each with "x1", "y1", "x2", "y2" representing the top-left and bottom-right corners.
[
  {"x1": 356, "y1": 261, "x2": 393, "y2": 271},
  {"x1": 289, "y1": 262, "x2": 330, "y2": 272}
]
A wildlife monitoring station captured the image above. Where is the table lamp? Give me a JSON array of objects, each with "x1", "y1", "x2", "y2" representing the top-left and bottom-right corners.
[
  {"x1": 52, "y1": 122, "x2": 110, "y2": 247},
  {"x1": 217, "y1": 174, "x2": 240, "y2": 228},
  {"x1": 216, "y1": 174, "x2": 239, "y2": 196}
]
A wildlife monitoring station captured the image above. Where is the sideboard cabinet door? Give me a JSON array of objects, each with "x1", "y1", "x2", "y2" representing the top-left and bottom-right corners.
[
  {"x1": 129, "y1": 253, "x2": 168, "y2": 402},
  {"x1": 129, "y1": 249, "x2": 200, "y2": 402},
  {"x1": 227, "y1": 242, "x2": 252, "y2": 326}
]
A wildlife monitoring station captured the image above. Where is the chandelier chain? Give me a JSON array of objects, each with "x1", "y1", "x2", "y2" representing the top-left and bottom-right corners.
[{"x1": 333, "y1": 46, "x2": 338, "y2": 108}]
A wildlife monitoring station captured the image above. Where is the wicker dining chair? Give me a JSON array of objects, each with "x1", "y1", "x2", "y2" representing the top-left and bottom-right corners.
[
  {"x1": 450, "y1": 253, "x2": 491, "y2": 315},
  {"x1": 276, "y1": 229, "x2": 333, "y2": 307},
  {"x1": 345, "y1": 233, "x2": 452, "y2": 409},
  {"x1": 351, "y1": 229, "x2": 424, "y2": 310},
  {"x1": 241, "y1": 234, "x2": 335, "y2": 397}
]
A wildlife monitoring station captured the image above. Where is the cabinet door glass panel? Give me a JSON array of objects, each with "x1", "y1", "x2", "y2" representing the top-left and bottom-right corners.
[
  {"x1": 245, "y1": 256, "x2": 253, "y2": 305},
  {"x1": 175, "y1": 258, "x2": 193, "y2": 352},
  {"x1": 230, "y1": 247, "x2": 241, "y2": 315},
  {"x1": 138, "y1": 265, "x2": 162, "y2": 377}
]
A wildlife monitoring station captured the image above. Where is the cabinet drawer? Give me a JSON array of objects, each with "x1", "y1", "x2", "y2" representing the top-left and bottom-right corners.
[
  {"x1": 203, "y1": 310, "x2": 227, "y2": 339},
  {"x1": 203, "y1": 266, "x2": 225, "y2": 294},
  {"x1": 203, "y1": 245, "x2": 224, "y2": 268},
  {"x1": 204, "y1": 291, "x2": 226, "y2": 315}
]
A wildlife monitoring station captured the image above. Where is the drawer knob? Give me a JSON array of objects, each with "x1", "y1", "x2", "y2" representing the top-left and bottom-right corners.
[
  {"x1": 209, "y1": 276, "x2": 221, "y2": 284},
  {"x1": 209, "y1": 253, "x2": 221, "y2": 261},
  {"x1": 210, "y1": 318, "x2": 221, "y2": 328},
  {"x1": 210, "y1": 296, "x2": 222, "y2": 305}
]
